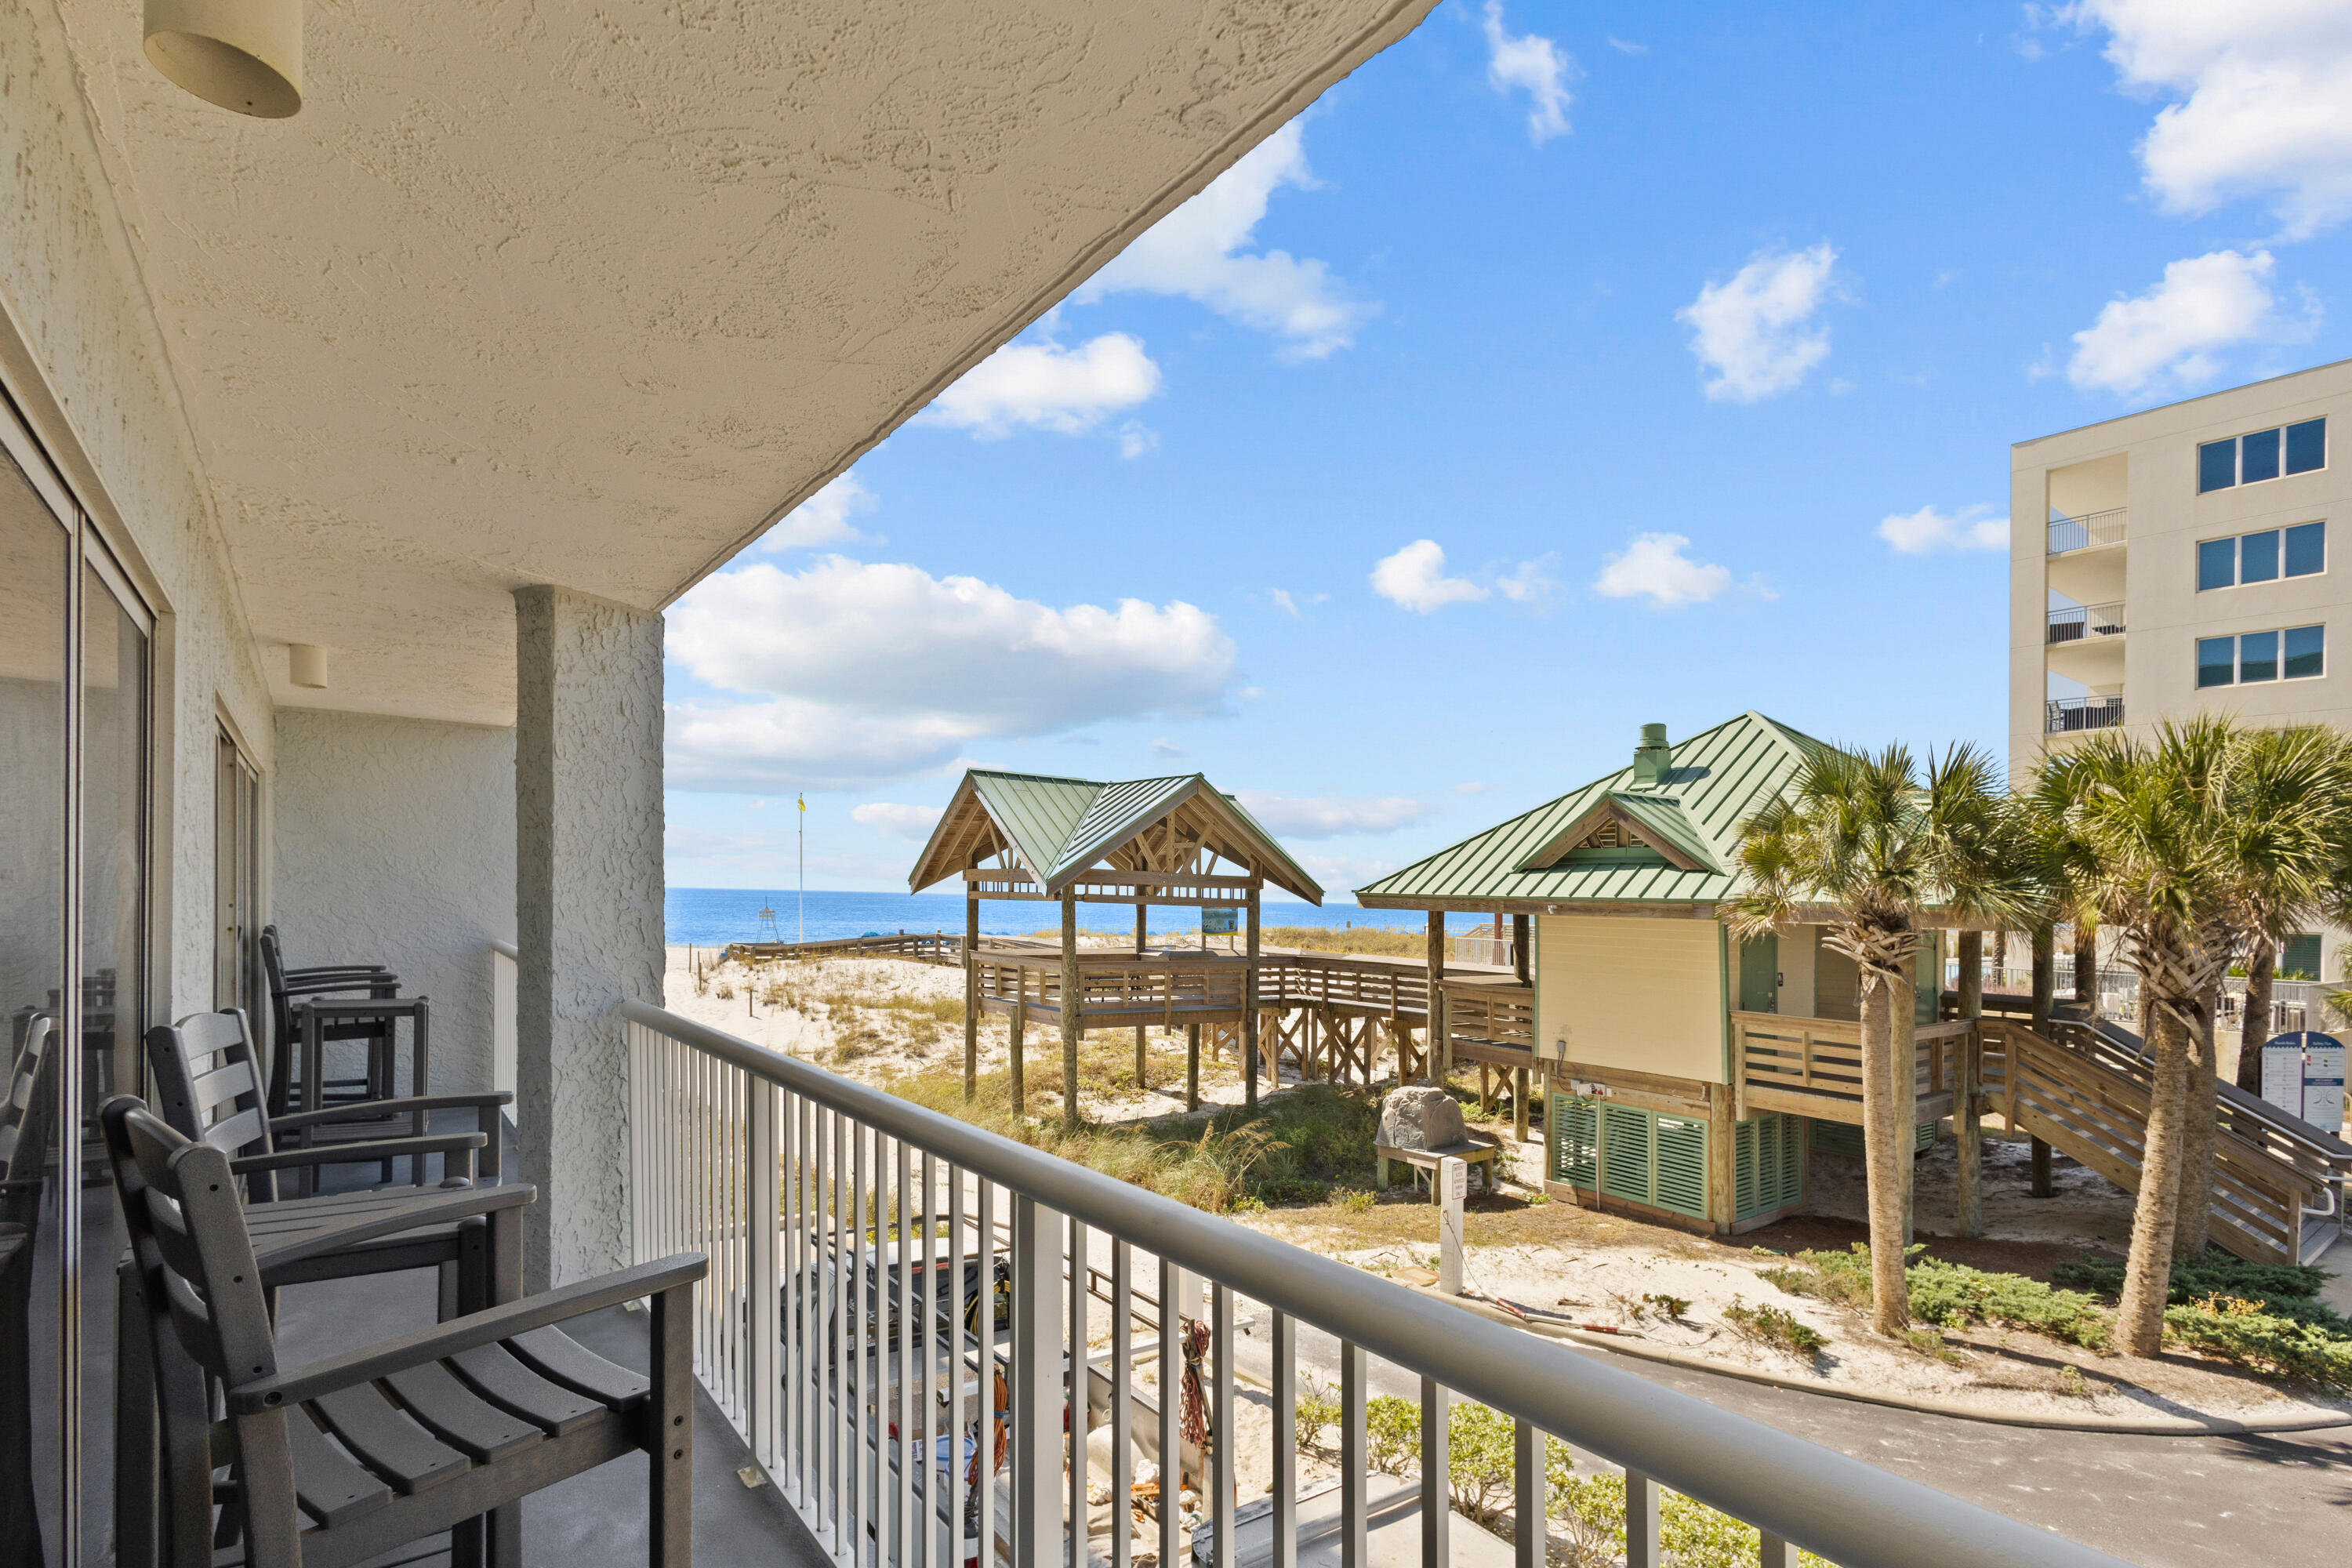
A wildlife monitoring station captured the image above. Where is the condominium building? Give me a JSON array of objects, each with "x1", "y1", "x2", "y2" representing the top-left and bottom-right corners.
[{"x1": 2010, "y1": 358, "x2": 2352, "y2": 983}]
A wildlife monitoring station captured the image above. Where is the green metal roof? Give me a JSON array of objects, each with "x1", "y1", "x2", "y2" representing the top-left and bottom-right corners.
[
  {"x1": 1356, "y1": 712, "x2": 1832, "y2": 909},
  {"x1": 909, "y1": 768, "x2": 1324, "y2": 902}
]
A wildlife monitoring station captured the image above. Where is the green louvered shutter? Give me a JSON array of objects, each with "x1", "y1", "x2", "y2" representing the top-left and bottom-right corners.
[
  {"x1": 1599, "y1": 1104, "x2": 1652, "y2": 1205},
  {"x1": 1777, "y1": 1115, "x2": 1806, "y2": 1207},
  {"x1": 1552, "y1": 1094, "x2": 1599, "y2": 1187},
  {"x1": 1653, "y1": 1116, "x2": 1708, "y2": 1219},
  {"x1": 1733, "y1": 1118, "x2": 1761, "y2": 1218}
]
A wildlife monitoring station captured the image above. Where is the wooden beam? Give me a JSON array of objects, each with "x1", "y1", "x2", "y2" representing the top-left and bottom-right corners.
[
  {"x1": 1955, "y1": 929, "x2": 1984, "y2": 1239},
  {"x1": 1062, "y1": 894, "x2": 1082, "y2": 1128},
  {"x1": 1425, "y1": 912, "x2": 1445, "y2": 1088},
  {"x1": 1185, "y1": 1022, "x2": 1201, "y2": 1112},
  {"x1": 1243, "y1": 884, "x2": 1262, "y2": 1112},
  {"x1": 964, "y1": 892, "x2": 981, "y2": 1103},
  {"x1": 1011, "y1": 997, "x2": 1026, "y2": 1118}
]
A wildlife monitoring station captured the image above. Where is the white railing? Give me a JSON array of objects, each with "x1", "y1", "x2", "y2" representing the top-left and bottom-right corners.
[
  {"x1": 1447, "y1": 934, "x2": 1519, "y2": 968},
  {"x1": 620, "y1": 1000, "x2": 2129, "y2": 1568},
  {"x1": 490, "y1": 939, "x2": 518, "y2": 1100}
]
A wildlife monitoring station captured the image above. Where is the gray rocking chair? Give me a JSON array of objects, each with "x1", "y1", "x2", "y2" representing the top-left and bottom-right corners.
[{"x1": 101, "y1": 1094, "x2": 705, "y2": 1568}]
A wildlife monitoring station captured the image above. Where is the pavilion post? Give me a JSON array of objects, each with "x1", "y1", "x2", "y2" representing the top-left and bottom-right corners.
[
  {"x1": 1062, "y1": 893, "x2": 1083, "y2": 1128},
  {"x1": 1512, "y1": 914, "x2": 1530, "y2": 985},
  {"x1": 1243, "y1": 880, "x2": 1263, "y2": 1112},
  {"x1": 964, "y1": 890, "x2": 980, "y2": 1103},
  {"x1": 1010, "y1": 995, "x2": 1026, "y2": 1118},
  {"x1": 1135, "y1": 900, "x2": 1149, "y2": 1090},
  {"x1": 1185, "y1": 1022, "x2": 1201, "y2": 1112},
  {"x1": 1955, "y1": 927, "x2": 1984, "y2": 1238},
  {"x1": 1424, "y1": 912, "x2": 1445, "y2": 1087}
]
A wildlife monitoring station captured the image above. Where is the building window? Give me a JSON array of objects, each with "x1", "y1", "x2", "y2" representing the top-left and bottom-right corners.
[
  {"x1": 2195, "y1": 521, "x2": 2325, "y2": 590},
  {"x1": 2198, "y1": 417, "x2": 2327, "y2": 492},
  {"x1": 2282, "y1": 933, "x2": 2323, "y2": 980},
  {"x1": 2196, "y1": 625, "x2": 2325, "y2": 687}
]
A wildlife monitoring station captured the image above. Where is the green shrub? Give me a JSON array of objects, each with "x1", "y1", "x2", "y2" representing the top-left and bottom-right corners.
[
  {"x1": 1364, "y1": 1396, "x2": 1419, "y2": 1476},
  {"x1": 1723, "y1": 1298, "x2": 1828, "y2": 1359},
  {"x1": 1334, "y1": 1185, "x2": 1377, "y2": 1215},
  {"x1": 2164, "y1": 1295, "x2": 2352, "y2": 1391},
  {"x1": 1904, "y1": 1257, "x2": 2111, "y2": 1352},
  {"x1": 2053, "y1": 1252, "x2": 2348, "y2": 1334},
  {"x1": 1294, "y1": 1373, "x2": 1340, "y2": 1459},
  {"x1": 1544, "y1": 1469, "x2": 1835, "y2": 1568}
]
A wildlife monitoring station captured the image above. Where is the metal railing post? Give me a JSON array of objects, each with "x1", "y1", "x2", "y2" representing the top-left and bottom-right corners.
[
  {"x1": 1513, "y1": 1419, "x2": 1539, "y2": 1568},
  {"x1": 1272, "y1": 1312, "x2": 1296, "y2": 1568},
  {"x1": 750, "y1": 1080, "x2": 780, "y2": 1478},
  {"x1": 1213, "y1": 1283, "x2": 1236, "y2": 1568},
  {"x1": 1420, "y1": 1376, "x2": 1447, "y2": 1568},
  {"x1": 1159, "y1": 1256, "x2": 1182, "y2": 1568},
  {"x1": 1339, "y1": 1341, "x2": 1367, "y2": 1568},
  {"x1": 1012, "y1": 1196, "x2": 1062, "y2": 1567},
  {"x1": 1626, "y1": 1468, "x2": 1659, "y2": 1568}
]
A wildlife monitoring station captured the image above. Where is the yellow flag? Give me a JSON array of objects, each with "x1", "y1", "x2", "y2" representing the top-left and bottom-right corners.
[{"x1": 797, "y1": 794, "x2": 805, "y2": 811}]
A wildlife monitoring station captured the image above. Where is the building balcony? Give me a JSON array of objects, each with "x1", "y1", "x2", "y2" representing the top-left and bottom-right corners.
[
  {"x1": 2045, "y1": 601, "x2": 2125, "y2": 643},
  {"x1": 2045, "y1": 506, "x2": 2126, "y2": 556},
  {"x1": 2046, "y1": 601, "x2": 2125, "y2": 687},
  {"x1": 2045, "y1": 694, "x2": 2126, "y2": 734}
]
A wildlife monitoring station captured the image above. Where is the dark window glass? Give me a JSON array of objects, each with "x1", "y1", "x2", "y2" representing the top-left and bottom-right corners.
[
  {"x1": 2286, "y1": 417, "x2": 2326, "y2": 474},
  {"x1": 2198, "y1": 537, "x2": 2238, "y2": 590},
  {"x1": 2198, "y1": 438, "x2": 2238, "y2": 492},
  {"x1": 2285, "y1": 521, "x2": 2325, "y2": 577},
  {"x1": 2240, "y1": 629, "x2": 2279, "y2": 682},
  {"x1": 2241, "y1": 528, "x2": 2280, "y2": 583},
  {"x1": 2285, "y1": 624, "x2": 2325, "y2": 680},
  {"x1": 2197, "y1": 636, "x2": 2237, "y2": 688},
  {"x1": 2242, "y1": 426, "x2": 2282, "y2": 484},
  {"x1": 0, "y1": 447, "x2": 69, "y2": 1560},
  {"x1": 2284, "y1": 933, "x2": 2324, "y2": 978}
]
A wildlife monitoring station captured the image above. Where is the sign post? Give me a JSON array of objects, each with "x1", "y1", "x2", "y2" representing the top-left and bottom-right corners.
[{"x1": 1437, "y1": 1155, "x2": 1466, "y2": 1296}]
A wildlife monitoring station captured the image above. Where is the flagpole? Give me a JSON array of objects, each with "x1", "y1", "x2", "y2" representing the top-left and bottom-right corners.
[{"x1": 797, "y1": 794, "x2": 806, "y2": 943}]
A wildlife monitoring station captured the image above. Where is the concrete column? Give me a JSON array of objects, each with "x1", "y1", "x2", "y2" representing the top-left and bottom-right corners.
[{"x1": 514, "y1": 585, "x2": 663, "y2": 1291}]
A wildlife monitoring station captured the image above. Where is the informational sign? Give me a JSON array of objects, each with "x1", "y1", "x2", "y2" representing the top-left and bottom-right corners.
[
  {"x1": 2260, "y1": 1032, "x2": 2347, "y2": 1134},
  {"x1": 1200, "y1": 907, "x2": 1238, "y2": 936},
  {"x1": 1569, "y1": 1079, "x2": 1613, "y2": 1099}
]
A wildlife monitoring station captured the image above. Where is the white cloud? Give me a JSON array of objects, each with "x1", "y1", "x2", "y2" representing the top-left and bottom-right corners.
[
  {"x1": 1607, "y1": 37, "x2": 1649, "y2": 56},
  {"x1": 1454, "y1": 781, "x2": 1493, "y2": 794},
  {"x1": 1483, "y1": 2, "x2": 1576, "y2": 144},
  {"x1": 1877, "y1": 504, "x2": 2011, "y2": 555},
  {"x1": 1232, "y1": 793, "x2": 1435, "y2": 840},
  {"x1": 666, "y1": 557, "x2": 1235, "y2": 789},
  {"x1": 1677, "y1": 243, "x2": 1840, "y2": 401},
  {"x1": 761, "y1": 470, "x2": 878, "y2": 551},
  {"x1": 2066, "y1": 248, "x2": 2314, "y2": 394},
  {"x1": 920, "y1": 332, "x2": 1160, "y2": 438},
  {"x1": 851, "y1": 802, "x2": 944, "y2": 840},
  {"x1": 1370, "y1": 540, "x2": 1488, "y2": 613},
  {"x1": 1592, "y1": 532, "x2": 1735, "y2": 608},
  {"x1": 1494, "y1": 557, "x2": 1558, "y2": 604},
  {"x1": 2068, "y1": 1, "x2": 2352, "y2": 238},
  {"x1": 1082, "y1": 123, "x2": 1370, "y2": 360},
  {"x1": 1150, "y1": 738, "x2": 1188, "y2": 760},
  {"x1": 1270, "y1": 589, "x2": 1301, "y2": 617}
]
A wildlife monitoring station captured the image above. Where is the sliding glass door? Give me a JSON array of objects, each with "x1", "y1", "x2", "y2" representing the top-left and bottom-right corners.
[{"x1": 2, "y1": 401, "x2": 152, "y2": 1564}]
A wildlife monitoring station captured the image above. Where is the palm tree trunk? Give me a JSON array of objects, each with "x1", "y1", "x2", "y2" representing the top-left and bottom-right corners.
[
  {"x1": 2116, "y1": 988, "x2": 2191, "y2": 1356},
  {"x1": 2175, "y1": 983, "x2": 2218, "y2": 1258},
  {"x1": 2073, "y1": 924, "x2": 2097, "y2": 1007},
  {"x1": 2237, "y1": 941, "x2": 2274, "y2": 1093},
  {"x1": 1895, "y1": 953, "x2": 1918, "y2": 1246},
  {"x1": 1857, "y1": 963, "x2": 1909, "y2": 1336},
  {"x1": 2029, "y1": 923, "x2": 2056, "y2": 1034}
]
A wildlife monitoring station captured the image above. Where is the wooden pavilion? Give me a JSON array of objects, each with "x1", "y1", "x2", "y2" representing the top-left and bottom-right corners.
[{"x1": 907, "y1": 769, "x2": 1323, "y2": 1122}]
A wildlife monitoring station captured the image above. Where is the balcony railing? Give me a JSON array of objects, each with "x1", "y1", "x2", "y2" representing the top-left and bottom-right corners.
[
  {"x1": 2045, "y1": 695, "x2": 2125, "y2": 734},
  {"x1": 2045, "y1": 601, "x2": 2125, "y2": 644},
  {"x1": 619, "y1": 999, "x2": 2129, "y2": 1568},
  {"x1": 2047, "y1": 506, "x2": 2126, "y2": 555}
]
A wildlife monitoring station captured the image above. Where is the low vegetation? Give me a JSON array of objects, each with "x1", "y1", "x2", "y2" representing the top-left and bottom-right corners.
[
  {"x1": 1722, "y1": 1298, "x2": 1828, "y2": 1359},
  {"x1": 1759, "y1": 1243, "x2": 2352, "y2": 1390},
  {"x1": 1260, "y1": 924, "x2": 1427, "y2": 958}
]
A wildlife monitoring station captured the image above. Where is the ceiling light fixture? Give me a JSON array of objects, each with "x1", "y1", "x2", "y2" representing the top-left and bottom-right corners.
[
  {"x1": 143, "y1": 0, "x2": 303, "y2": 118},
  {"x1": 288, "y1": 644, "x2": 328, "y2": 689}
]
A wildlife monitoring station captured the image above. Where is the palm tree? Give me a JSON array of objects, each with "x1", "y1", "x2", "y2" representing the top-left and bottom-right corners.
[
  {"x1": 1729, "y1": 742, "x2": 2033, "y2": 1338},
  {"x1": 2031, "y1": 717, "x2": 2352, "y2": 1353}
]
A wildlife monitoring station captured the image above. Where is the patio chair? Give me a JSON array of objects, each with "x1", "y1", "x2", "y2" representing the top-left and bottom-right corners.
[
  {"x1": 0, "y1": 1015, "x2": 58, "y2": 1568},
  {"x1": 143, "y1": 1009, "x2": 505, "y2": 1200},
  {"x1": 259, "y1": 925, "x2": 405, "y2": 1119},
  {"x1": 103, "y1": 1094, "x2": 704, "y2": 1568}
]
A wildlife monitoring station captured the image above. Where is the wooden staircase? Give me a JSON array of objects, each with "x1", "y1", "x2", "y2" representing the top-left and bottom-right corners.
[{"x1": 1979, "y1": 1017, "x2": 2347, "y2": 1264}]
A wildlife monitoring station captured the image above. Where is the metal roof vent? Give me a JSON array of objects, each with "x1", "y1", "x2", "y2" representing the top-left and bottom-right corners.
[{"x1": 1632, "y1": 723, "x2": 1670, "y2": 786}]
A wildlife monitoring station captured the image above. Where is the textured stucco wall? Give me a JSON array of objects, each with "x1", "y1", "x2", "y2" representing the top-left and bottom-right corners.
[
  {"x1": 515, "y1": 586, "x2": 663, "y2": 1290},
  {"x1": 271, "y1": 709, "x2": 516, "y2": 1093},
  {"x1": 2, "y1": 0, "x2": 276, "y2": 1025}
]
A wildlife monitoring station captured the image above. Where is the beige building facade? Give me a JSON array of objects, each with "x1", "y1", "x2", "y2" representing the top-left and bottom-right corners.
[{"x1": 2010, "y1": 358, "x2": 2352, "y2": 983}]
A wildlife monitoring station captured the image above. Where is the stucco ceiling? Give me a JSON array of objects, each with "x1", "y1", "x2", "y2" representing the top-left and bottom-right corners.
[{"x1": 53, "y1": 0, "x2": 1432, "y2": 725}]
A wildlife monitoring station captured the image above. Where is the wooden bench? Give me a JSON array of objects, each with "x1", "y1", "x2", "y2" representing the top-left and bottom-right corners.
[{"x1": 1374, "y1": 1137, "x2": 1499, "y2": 1200}]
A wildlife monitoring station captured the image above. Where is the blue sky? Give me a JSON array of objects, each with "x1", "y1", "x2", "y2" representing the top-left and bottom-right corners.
[{"x1": 664, "y1": 2, "x2": 2352, "y2": 899}]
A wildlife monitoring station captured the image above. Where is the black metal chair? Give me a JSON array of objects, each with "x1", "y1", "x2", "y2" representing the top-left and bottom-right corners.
[
  {"x1": 259, "y1": 925, "x2": 407, "y2": 1120},
  {"x1": 0, "y1": 1016, "x2": 57, "y2": 1568},
  {"x1": 103, "y1": 1094, "x2": 703, "y2": 1568}
]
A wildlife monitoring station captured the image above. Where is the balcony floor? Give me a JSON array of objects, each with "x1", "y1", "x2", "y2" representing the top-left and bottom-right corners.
[{"x1": 271, "y1": 1257, "x2": 829, "y2": 1568}]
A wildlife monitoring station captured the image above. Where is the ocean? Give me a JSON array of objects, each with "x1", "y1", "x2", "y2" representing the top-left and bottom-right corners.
[{"x1": 664, "y1": 887, "x2": 1452, "y2": 948}]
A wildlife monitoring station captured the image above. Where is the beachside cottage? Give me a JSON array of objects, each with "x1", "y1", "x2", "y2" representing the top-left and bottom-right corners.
[{"x1": 1356, "y1": 713, "x2": 1965, "y2": 1235}]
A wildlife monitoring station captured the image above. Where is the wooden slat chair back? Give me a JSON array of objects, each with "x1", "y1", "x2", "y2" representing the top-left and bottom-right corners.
[
  {"x1": 0, "y1": 1016, "x2": 58, "y2": 1568},
  {"x1": 143, "y1": 1011, "x2": 501, "y2": 1202},
  {"x1": 101, "y1": 1095, "x2": 703, "y2": 1568}
]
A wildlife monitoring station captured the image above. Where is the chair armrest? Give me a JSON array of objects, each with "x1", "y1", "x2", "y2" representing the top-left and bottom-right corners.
[
  {"x1": 282, "y1": 980, "x2": 408, "y2": 1000},
  {"x1": 230, "y1": 1132, "x2": 485, "y2": 1174},
  {"x1": 269, "y1": 1093, "x2": 511, "y2": 1133},
  {"x1": 281, "y1": 964, "x2": 394, "y2": 982},
  {"x1": 227, "y1": 1253, "x2": 709, "y2": 1412}
]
